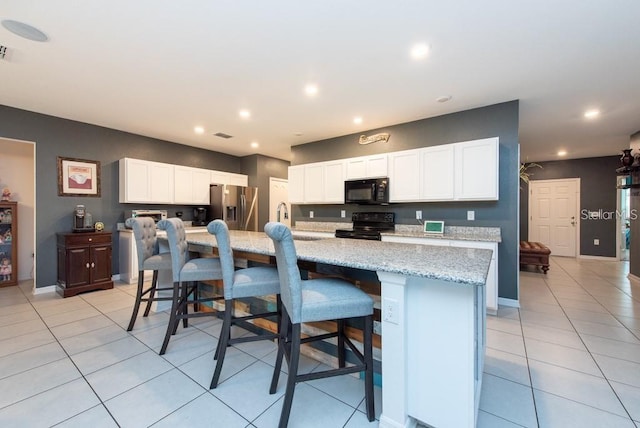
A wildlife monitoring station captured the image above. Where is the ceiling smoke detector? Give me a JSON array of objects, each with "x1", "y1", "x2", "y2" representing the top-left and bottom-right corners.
[{"x1": 213, "y1": 132, "x2": 233, "y2": 139}]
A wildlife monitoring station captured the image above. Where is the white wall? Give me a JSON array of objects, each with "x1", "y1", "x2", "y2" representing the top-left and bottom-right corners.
[{"x1": 0, "y1": 138, "x2": 35, "y2": 281}]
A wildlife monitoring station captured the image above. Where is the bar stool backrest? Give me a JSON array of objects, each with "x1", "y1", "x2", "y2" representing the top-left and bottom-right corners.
[
  {"x1": 125, "y1": 217, "x2": 159, "y2": 267},
  {"x1": 264, "y1": 222, "x2": 303, "y2": 324},
  {"x1": 156, "y1": 218, "x2": 188, "y2": 283},
  {"x1": 206, "y1": 220, "x2": 236, "y2": 296}
]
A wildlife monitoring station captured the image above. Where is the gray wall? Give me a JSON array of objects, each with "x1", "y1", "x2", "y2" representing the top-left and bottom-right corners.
[
  {"x1": 291, "y1": 101, "x2": 520, "y2": 300},
  {"x1": 520, "y1": 156, "x2": 621, "y2": 257},
  {"x1": 241, "y1": 154, "x2": 290, "y2": 231},
  {"x1": 0, "y1": 105, "x2": 247, "y2": 288}
]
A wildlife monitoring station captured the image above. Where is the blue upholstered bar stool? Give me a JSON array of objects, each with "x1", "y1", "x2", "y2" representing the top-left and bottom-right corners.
[
  {"x1": 264, "y1": 222, "x2": 375, "y2": 428},
  {"x1": 156, "y1": 218, "x2": 224, "y2": 355},
  {"x1": 125, "y1": 217, "x2": 173, "y2": 331},
  {"x1": 206, "y1": 220, "x2": 281, "y2": 388}
]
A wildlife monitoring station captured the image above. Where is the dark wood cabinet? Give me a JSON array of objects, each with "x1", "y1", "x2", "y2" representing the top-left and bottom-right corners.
[
  {"x1": 57, "y1": 231, "x2": 113, "y2": 297},
  {"x1": 0, "y1": 201, "x2": 18, "y2": 287}
]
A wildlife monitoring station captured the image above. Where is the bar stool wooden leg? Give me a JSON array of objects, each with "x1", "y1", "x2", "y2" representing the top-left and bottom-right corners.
[
  {"x1": 364, "y1": 314, "x2": 374, "y2": 421},
  {"x1": 142, "y1": 270, "x2": 159, "y2": 317},
  {"x1": 279, "y1": 323, "x2": 301, "y2": 428},
  {"x1": 210, "y1": 299, "x2": 233, "y2": 388},
  {"x1": 270, "y1": 308, "x2": 289, "y2": 395},
  {"x1": 160, "y1": 281, "x2": 181, "y2": 355},
  {"x1": 337, "y1": 319, "x2": 346, "y2": 368},
  {"x1": 127, "y1": 272, "x2": 146, "y2": 332}
]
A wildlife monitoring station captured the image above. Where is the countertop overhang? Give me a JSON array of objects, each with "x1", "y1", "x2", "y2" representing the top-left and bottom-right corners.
[{"x1": 185, "y1": 231, "x2": 493, "y2": 286}]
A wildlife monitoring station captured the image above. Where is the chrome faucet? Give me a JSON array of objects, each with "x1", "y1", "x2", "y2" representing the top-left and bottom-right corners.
[{"x1": 276, "y1": 201, "x2": 289, "y2": 223}]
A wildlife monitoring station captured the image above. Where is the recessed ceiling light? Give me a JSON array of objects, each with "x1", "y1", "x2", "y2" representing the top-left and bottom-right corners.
[
  {"x1": 294, "y1": 132, "x2": 303, "y2": 137},
  {"x1": 557, "y1": 150, "x2": 567, "y2": 156},
  {"x1": 436, "y1": 95, "x2": 452, "y2": 103},
  {"x1": 410, "y1": 43, "x2": 430, "y2": 60},
  {"x1": 353, "y1": 116, "x2": 363, "y2": 125},
  {"x1": 1, "y1": 20, "x2": 48, "y2": 42},
  {"x1": 584, "y1": 109, "x2": 600, "y2": 119},
  {"x1": 250, "y1": 141, "x2": 259, "y2": 148},
  {"x1": 239, "y1": 109, "x2": 251, "y2": 119},
  {"x1": 194, "y1": 126, "x2": 205, "y2": 134},
  {"x1": 304, "y1": 84, "x2": 318, "y2": 97}
]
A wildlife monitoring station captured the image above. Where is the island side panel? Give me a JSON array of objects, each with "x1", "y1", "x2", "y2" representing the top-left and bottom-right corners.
[
  {"x1": 378, "y1": 271, "x2": 415, "y2": 428},
  {"x1": 406, "y1": 276, "x2": 483, "y2": 428}
]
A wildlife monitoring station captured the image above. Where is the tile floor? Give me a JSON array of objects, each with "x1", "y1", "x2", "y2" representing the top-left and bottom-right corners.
[{"x1": 0, "y1": 256, "x2": 639, "y2": 427}]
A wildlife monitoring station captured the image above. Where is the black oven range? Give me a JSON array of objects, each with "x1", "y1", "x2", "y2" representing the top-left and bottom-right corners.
[{"x1": 335, "y1": 212, "x2": 395, "y2": 241}]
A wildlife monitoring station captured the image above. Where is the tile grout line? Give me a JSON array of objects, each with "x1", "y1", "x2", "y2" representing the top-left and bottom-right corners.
[{"x1": 543, "y1": 258, "x2": 637, "y2": 424}]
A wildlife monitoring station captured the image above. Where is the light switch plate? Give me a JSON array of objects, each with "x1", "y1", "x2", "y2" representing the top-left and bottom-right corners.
[
  {"x1": 309, "y1": 211, "x2": 314, "y2": 219},
  {"x1": 467, "y1": 210, "x2": 475, "y2": 221},
  {"x1": 341, "y1": 210, "x2": 346, "y2": 218}
]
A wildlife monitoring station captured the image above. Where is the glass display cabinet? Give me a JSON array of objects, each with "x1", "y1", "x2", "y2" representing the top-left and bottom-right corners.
[{"x1": 0, "y1": 201, "x2": 17, "y2": 287}]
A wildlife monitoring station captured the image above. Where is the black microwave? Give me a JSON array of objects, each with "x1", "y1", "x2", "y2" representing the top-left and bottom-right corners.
[{"x1": 344, "y1": 178, "x2": 389, "y2": 205}]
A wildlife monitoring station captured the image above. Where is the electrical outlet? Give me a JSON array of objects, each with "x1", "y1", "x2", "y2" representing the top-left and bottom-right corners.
[
  {"x1": 341, "y1": 210, "x2": 346, "y2": 218},
  {"x1": 416, "y1": 210, "x2": 422, "y2": 220},
  {"x1": 594, "y1": 239, "x2": 600, "y2": 245},
  {"x1": 467, "y1": 210, "x2": 475, "y2": 221},
  {"x1": 373, "y1": 320, "x2": 382, "y2": 335},
  {"x1": 309, "y1": 211, "x2": 314, "y2": 219},
  {"x1": 383, "y1": 298, "x2": 400, "y2": 325}
]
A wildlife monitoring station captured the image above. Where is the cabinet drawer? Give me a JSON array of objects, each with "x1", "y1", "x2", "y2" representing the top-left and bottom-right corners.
[{"x1": 58, "y1": 232, "x2": 112, "y2": 247}]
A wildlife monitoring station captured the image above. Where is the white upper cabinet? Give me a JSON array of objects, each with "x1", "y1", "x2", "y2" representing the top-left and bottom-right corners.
[
  {"x1": 303, "y1": 163, "x2": 325, "y2": 203},
  {"x1": 288, "y1": 165, "x2": 305, "y2": 204},
  {"x1": 323, "y1": 160, "x2": 346, "y2": 203},
  {"x1": 210, "y1": 170, "x2": 249, "y2": 187},
  {"x1": 210, "y1": 170, "x2": 229, "y2": 185},
  {"x1": 454, "y1": 137, "x2": 499, "y2": 200},
  {"x1": 227, "y1": 173, "x2": 248, "y2": 187},
  {"x1": 420, "y1": 144, "x2": 455, "y2": 201},
  {"x1": 389, "y1": 149, "x2": 421, "y2": 202},
  {"x1": 386, "y1": 137, "x2": 498, "y2": 203},
  {"x1": 288, "y1": 160, "x2": 345, "y2": 204},
  {"x1": 174, "y1": 166, "x2": 211, "y2": 205},
  {"x1": 345, "y1": 154, "x2": 388, "y2": 179},
  {"x1": 119, "y1": 158, "x2": 174, "y2": 204}
]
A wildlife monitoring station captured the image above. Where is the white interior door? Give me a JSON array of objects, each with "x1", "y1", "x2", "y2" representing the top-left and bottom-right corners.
[
  {"x1": 269, "y1": 177, "x2": 290, "y2": 227},
  {"x1": 529, "y1": 179, "x2": 579, "y2": 257}
]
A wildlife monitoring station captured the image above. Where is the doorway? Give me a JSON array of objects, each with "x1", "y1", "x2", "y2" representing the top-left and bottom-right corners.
[
  {"x1": 528, "y1": 178, "x2": 580, "y2": 257},
  {"x1": 0, "y1": 137, "x2": 36, "y2": 284},
  {"x1": 269, "y1": 177, "x2": 290, "y2": 227}
]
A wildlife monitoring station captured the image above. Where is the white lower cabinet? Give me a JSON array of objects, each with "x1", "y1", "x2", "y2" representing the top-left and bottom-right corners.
[{"x1": 381, "y1": 235, "x2": 498, "y2": 314}]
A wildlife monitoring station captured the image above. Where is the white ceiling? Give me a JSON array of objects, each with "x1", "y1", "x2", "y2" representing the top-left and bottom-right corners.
[{"x1": 1, "y1": 1, "x2": 639, "y2": 162}]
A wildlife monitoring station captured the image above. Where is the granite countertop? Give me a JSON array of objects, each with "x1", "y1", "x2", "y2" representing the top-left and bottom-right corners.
[
  {"x1": 185, "y1": 230, "x2": 493, "y2": 286},
  {"x1": 293, "y1": 221, "x2": 501, "y2": 243},
  {"x1": 388, "y1": 225, "x2": 502, "y2": 243}
]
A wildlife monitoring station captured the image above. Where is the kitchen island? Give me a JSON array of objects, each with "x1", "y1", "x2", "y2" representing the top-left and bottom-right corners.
[{"x1": 186, "y1": 230, "x2": 492, "y2": 428}]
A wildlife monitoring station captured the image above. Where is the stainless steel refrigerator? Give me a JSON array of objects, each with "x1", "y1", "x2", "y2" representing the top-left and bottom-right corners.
[{"x1": 209, "y1": 184, "x2": 259, "y2": 231}]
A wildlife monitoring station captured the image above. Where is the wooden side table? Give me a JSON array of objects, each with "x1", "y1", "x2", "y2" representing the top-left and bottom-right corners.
[{"x1": 57, "y1": 231, "x2": 113, "y2": 297}]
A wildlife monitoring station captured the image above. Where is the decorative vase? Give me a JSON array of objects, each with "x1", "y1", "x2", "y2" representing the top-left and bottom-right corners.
[{"x1": 621, "y1": 149, "x2": 634, "y2": 167}]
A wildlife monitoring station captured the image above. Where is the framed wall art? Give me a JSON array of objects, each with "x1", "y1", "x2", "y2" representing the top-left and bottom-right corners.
[{"x1": 57, "y1": 157, "x2": 101, "y2": 197}]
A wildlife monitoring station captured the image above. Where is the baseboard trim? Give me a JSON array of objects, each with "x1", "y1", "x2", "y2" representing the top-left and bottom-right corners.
[
  {"x1": 33, "y1": 285, "x2": 56, "y2": 295},
  {"x1": 577, "y1": 255, "x2": 618, "y2": 261},
  {"x1": 628, "y1": 273, "x2": 640, "y2": 285},
  {"x1": 498, "y1": 297, "x2": 520, "y2": 308},
  {"x1": 112, "y1": 274, "x2": 121, "y2": 281}
]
